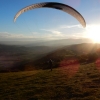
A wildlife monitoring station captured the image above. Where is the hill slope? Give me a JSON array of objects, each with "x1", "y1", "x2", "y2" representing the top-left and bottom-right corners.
[
  {"x1": 1, "y1": 43, "x2": 100, "y2": 72},
  {"x1": 33, "y1": 43, "x2": 100, "y2": 69},
  {"x1": 0, "y1": 44, "x2": 61, "y2": 72},
  {"x1": 0, "y1": 63, "x2": 100, "y2": 100}
]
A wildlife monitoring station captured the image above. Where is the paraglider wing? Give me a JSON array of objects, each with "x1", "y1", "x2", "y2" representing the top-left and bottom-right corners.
[{"x1": 14, "y1": 2, "x2": 86, "y2": 27}]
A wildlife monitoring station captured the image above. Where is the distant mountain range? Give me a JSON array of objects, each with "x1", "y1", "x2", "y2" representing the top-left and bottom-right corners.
[
  {"x1": 0, "y1": 44, "x2": 62, "y2": 72},
  {"x1": 0, "y1": 42, "x2": 100, "y2": 72},
  {"x1": 32, "y1": 43, "x2": 100, "y2": 69},
  {"x1": 0, "y1": 38, "x2": 93, "y2": 46}
]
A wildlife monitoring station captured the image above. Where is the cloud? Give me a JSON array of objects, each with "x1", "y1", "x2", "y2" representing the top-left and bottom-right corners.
[
  {"x1": 0, "y1": 31, "x2": 58, "y2": 41},
  {"x1": 0, "y1": 32, "x2": 11, "y2": 37},
  {"x1": 0, "y1": 32, "x2": 35, "y2": 41},
  {"x1": 60, "y1": 24, "x2": 82, "y2": 29},
  {"x1": 0, "y1": 31, "x2": 84, "y2": 41},
  {"x1": 0, "y1": 23, "x2": 87, "y2": 41},
  {"x1": 0, "y1": 32, "x2": 26, "y2": 38},
  {"x1": 86, "y1": 24, "x2": 100, "y2": 29},
  {"x1": 41, "y1": 29, "x2": 62, "y2": 35},
  {"x1": 40, "y1": 25, "x2": 86, "y2": 40}
]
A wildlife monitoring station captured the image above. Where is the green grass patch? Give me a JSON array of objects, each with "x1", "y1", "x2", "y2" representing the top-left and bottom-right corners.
[{"x1": 0, "y1": 63, "x2": 100, "y2": 100}]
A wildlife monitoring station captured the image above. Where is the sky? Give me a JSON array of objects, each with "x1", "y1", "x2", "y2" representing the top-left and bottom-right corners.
[{"x1": 1, "y1": 0, "x2": 100, "y2": 43}]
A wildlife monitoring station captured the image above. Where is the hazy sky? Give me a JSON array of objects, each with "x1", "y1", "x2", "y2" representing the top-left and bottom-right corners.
[{"x1": 1, "y1": 0, "x2": 100, "y2": 42}]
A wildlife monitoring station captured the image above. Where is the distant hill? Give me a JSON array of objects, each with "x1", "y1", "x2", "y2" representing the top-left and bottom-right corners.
[
  {"x1": 0, "y1": 44, "x2": 61, "y2": 72},
  {"x1": 24, "y1": 38, "x2": 93, "y2": 47},
  {"x1": 0, "y1": 43, "x2": 100, "y2": 72},
  {"x1": 32, "y1": 43, "x2": 100, "y2": 69},
  {"x1": 63, "y1": 43, "x2": 100, "y2": 54},
  {"x1": 0, "y1": 38, "x2": 93, "y2": 46}
]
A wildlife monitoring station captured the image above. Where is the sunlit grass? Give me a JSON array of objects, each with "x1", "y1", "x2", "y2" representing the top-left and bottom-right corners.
[{"x1": 0, "y1": 63, "x2": 100, "y2": 100}]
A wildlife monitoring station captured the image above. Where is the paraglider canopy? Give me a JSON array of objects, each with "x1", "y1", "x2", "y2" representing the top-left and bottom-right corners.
[{"x1": 14, "y1": 2, "x2": 86, "y2": 28}]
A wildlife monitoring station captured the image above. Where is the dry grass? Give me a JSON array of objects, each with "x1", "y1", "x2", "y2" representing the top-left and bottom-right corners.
[{"x1": 0, "y1": 63, "x2": 100, "y2": 100}]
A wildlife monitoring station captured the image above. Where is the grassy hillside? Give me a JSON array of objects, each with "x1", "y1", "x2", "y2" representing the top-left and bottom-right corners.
[
  {"x1": 33, "y1": 43, "x2": 100, "y2": 70},
  {"x1": 0, "y1": 44, "x2": 60, "y2": 72},
  {"x1": 1, "y1": 43, "x2": 100, "y2": 72},
  {"x1": 0, "y1": 63, "x2": 100, "y2": 100}
]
